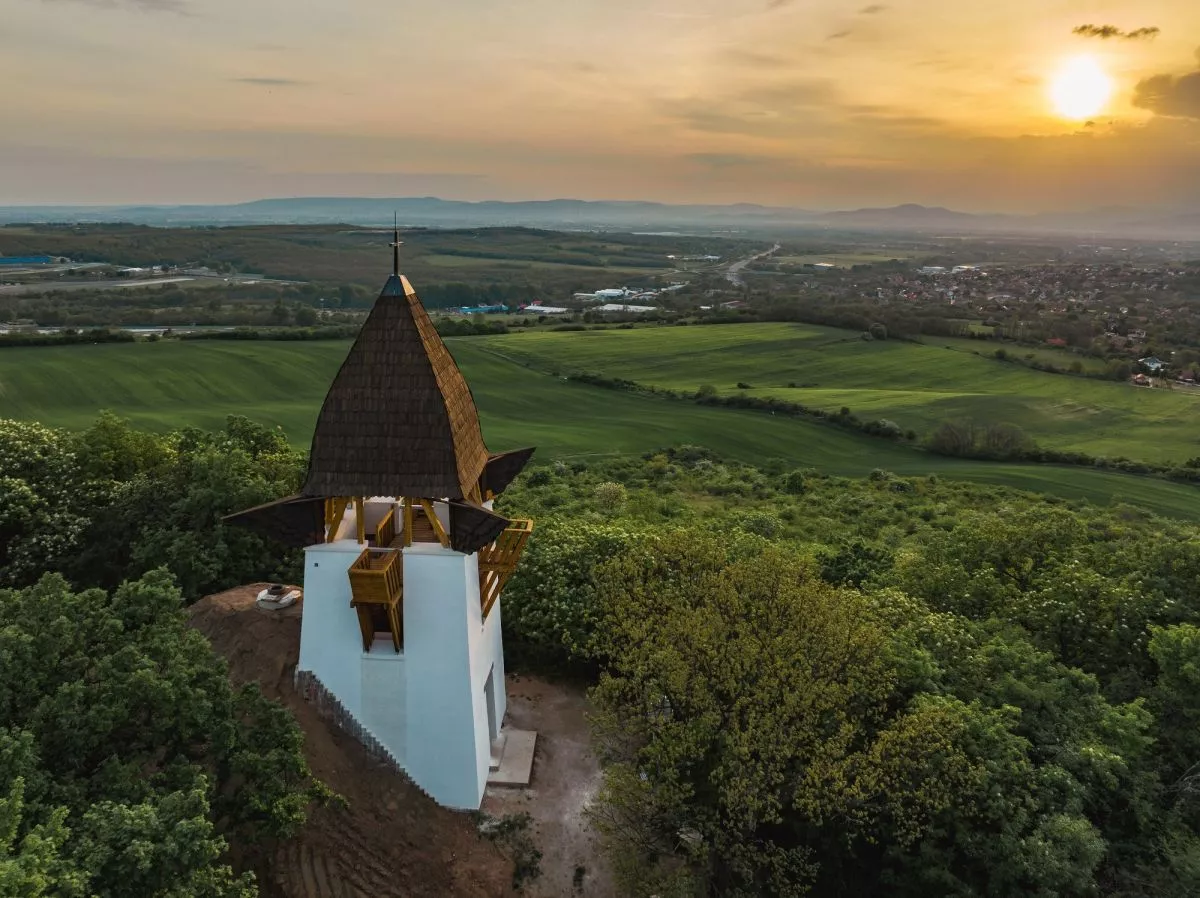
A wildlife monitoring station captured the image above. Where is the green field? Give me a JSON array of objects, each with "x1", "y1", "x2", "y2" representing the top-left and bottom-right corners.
[
  {"x1": 475, "y1": 323, "x2": 1200, "y2": 463},
  {"x1": 2, "y1": 338, "x2": 1200, "y2": 520}
]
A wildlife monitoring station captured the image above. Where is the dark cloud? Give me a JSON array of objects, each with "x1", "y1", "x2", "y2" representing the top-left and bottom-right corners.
[
  {"x1": 1133, "y1": 63, "x2": 1200, "y2": 119},
  {"x1": 1073, "y1": 24, "x2": 1159, "y2": 40},
  {"x1": 232, "y1": 77, "x2": 309, "y2": 87},
  {"x1": 42, "y1": 0, "x2": 188, "y2": 13},
  {"x1": 822, "y1": 5, "x2": 887, "y2": 41},
  {"x1": 725, "y1": 50, "x2": 789, "y2": 69}
]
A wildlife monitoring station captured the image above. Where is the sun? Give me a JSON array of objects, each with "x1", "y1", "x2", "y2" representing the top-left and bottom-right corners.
[{"x1": 1049, "y1": 56, "x2": 1114, "y2": 120}]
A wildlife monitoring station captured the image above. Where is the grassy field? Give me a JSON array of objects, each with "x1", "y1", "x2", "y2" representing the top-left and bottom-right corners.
[
  {"x1": 2, "y1": 339, "x2": 1200, "y2": 520},
  {"x1": 476, "y1": 323, "x2": 1200, "y2": 463}
]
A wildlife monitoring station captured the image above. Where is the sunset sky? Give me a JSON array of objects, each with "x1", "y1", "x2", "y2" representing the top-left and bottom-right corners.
[{"x1": 4, "y1": 0, "x2": 1200, "y2": 211}]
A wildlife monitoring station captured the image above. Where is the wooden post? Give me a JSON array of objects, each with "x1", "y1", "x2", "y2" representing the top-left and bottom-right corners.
[
  {"x1": 403, "y1": 498, "x2": 414, "y2": 547},
  {"x1": 326, "y1": 497, "x2": 350, "y2": 542},
  {"x1": 420, "y1": 498, "x2": 450, "y2": 548},
  {"x1": 355, "y1": 496, "x2": 365, "y2": 544}
]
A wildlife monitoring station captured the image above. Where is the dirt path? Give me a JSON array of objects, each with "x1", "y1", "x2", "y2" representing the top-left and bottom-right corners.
[{"x1": 483, "y1": 675, "x2": 615, "y2": 898}]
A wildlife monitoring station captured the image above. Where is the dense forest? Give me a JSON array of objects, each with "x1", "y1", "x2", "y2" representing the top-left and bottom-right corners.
[
  {"x1": 3, "y1": 416, "x2": 1200, "y2": 894},
  {"x1": 498, "y1": 451, "x2": 1200, "y2": 896}
]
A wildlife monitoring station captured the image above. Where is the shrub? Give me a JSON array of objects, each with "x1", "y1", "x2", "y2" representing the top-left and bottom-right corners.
[
  {"x1": 593, "y1": 482, "x2": 628, "y2": 513},
  {"x1": 780, "y1": 470, "x2": 809, "y2": 495},
  {"x1": 738, "y1": 510, "x2": 783, "y2": 539}
]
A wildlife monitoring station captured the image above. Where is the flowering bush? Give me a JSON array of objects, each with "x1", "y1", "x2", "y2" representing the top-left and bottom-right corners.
[{"x1": 501, "y1": 517, "x2": 651, "y2": 670}]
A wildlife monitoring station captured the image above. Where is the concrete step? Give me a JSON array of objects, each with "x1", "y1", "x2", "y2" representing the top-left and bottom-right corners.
[
  {"x1": 487, "y1": 729, "x2": 536, "y2": 787},
  {"x1": 489, "y1": 732, "x2": 508, "y2": 771}
]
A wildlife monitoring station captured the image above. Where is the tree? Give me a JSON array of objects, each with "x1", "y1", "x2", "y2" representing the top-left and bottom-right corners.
[
  {"x1": 1148, "y1": 624, "x2": 1200, "y2": 784},
  {"x1": 0, "y1": 571, "x2": 324, "y2": 896},
  {"x1": 928, "y1": 420, "x2": 977, "y2": 457},
  {"x1": 588, "y1": 531, "x2": 1160, "y2": 897},
  {"x1": 589, "y1": 537, "x2": 973, "y2": 897}
]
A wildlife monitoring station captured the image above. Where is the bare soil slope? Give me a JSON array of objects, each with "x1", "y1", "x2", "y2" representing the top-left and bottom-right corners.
[{"x1": 188, "y1": 584, "x2": 515, "y2": 898}]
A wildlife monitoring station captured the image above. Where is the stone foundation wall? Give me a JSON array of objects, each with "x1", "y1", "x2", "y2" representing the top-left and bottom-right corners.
[{"x1": 294, "y1": 668, "x2": 403, "y2": 772}]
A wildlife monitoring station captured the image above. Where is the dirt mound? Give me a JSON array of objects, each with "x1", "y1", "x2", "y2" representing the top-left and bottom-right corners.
[{"x1": 189, "y1": 584, "x2": 515, "y2": 898}]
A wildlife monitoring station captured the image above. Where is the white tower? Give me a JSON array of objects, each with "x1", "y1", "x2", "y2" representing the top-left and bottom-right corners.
[{"x1": 229, "y1": 240, "x2": 534, "y2": 809}]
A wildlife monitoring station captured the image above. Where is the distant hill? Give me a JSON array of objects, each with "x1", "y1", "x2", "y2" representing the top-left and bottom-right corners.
[
  {"x1": 0, "y1": 197, "x2": 821, "y2": 230},
  {"x1": 818, "y1": 203, "x2": 999, "y2": 231},
  {"x1": 2, "y1": 197, "x2": 1199, "y2": 240}
]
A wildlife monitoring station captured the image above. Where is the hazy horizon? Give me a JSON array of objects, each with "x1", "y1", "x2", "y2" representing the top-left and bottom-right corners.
[{"x1": 5, "y1": 0, "x2": 1200, "y2": 212}]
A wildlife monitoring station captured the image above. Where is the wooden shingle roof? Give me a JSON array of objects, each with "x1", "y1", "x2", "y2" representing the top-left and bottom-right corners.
[{"x1": 301, "y1": 274, "x2": 489, "y2": 500}]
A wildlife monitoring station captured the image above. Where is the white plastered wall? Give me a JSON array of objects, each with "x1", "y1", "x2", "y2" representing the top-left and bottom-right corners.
[{"x1": 297, "y1": 535, "x2": 506, "y2": 810}]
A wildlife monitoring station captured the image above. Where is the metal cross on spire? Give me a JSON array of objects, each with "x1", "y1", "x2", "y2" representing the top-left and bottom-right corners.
[{"x1": 389, "y1": 212, "x2": 402, "y2": 277}]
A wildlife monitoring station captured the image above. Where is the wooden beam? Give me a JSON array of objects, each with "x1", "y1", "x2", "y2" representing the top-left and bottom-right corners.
[
  {"x1": 403, "y1": 498, "x2": 414, "y2": 547},
  {"x1": 355, "y1": 496, "x2": 365, "y2": 544},
  {"x1": 419, "y1": 499, "x2": 450, "y2": 548},
  {"x1": 325, "y1": 497, "x2": 350, "y2": 542}
]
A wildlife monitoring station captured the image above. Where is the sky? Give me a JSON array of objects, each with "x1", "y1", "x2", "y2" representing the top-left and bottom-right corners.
[{"x1": 3, "y1": 0, "x2": 1200, "y2": 211}]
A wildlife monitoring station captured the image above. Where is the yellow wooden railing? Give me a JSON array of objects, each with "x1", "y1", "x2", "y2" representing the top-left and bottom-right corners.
[
  {"x1": 478, "y1": 519, "x2": 534, "y2": 618},
  {"x1": 375, "y1": 506, "x2": 397, "y2": 548},
  {"x1": 347, "y1": 547, "x2": 403, "y2": 652}
]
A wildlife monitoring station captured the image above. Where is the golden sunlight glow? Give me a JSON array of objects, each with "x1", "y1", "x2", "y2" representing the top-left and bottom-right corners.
[{"x1": 1049, "y1": 56, "x2": 1114, "y2": 120}]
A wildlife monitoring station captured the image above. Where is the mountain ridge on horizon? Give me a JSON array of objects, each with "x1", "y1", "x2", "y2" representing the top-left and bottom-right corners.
[{"x1": 1, "y1": 196, "x2": 1197, "y2": 241}]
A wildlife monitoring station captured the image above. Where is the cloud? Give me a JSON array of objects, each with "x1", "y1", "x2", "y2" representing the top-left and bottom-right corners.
[
  {"x1": 41, "y1": 0, "x2": 188, "y2": 13},
  {"x1": 1133, "y1": 64, "x2": 1200, "y2": 119},
  {"x1": 822, "y1": 4, "x2": 888, "y2": 41},
  {"x1": 687, "y1": 153, "x2": 778, "y2": 169},
  {"x1": 725, "y1": 49, "x2": 790, "y2": 69},
  {"x1": 1072, "y1": 24, "x2": 1159, "y2": 41},
  {"x1": 231, "y1": 77, "x2": 309, "y2": 87}
]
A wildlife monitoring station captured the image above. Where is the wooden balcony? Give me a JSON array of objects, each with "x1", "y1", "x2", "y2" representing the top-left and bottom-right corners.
[
  {"x1": 478, "y1": 519, "x2": 534, "y2": 618},
  {"x1": 348, "y1": 547, "x2": 403, "y2": 653}
]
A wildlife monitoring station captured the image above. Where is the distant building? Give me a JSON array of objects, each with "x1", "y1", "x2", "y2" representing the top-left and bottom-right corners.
[
  {"x1": 596, "y1": 303, "x2": 658, "y2": 313},
  {"x1": 0, "y1": 255, "x2": 53, "y2": 266},
  {"x1": 1139, "y1": 356, "x2": 1166, "y2": 373},
  {"x1": 520, "y1": 304, "x2": 568, "y2": 315},
  {"x1": 0, "y1": 320, "x2": 38, "y2": 333},
  {"x1": 456, "y1": 304, "x2": 508, "y2": 315}
]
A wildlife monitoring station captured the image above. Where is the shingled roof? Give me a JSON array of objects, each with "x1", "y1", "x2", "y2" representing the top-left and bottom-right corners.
[{"x1": 300, "y1": 273, "x2": 490, "y2": 500}]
